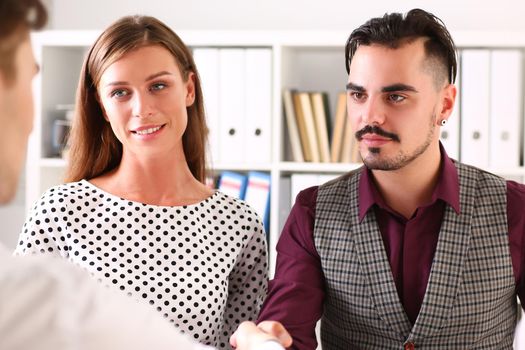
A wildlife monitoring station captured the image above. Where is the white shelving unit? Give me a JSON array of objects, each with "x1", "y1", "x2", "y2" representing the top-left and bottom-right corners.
[{"x1": 25, "y1": 30, "x2": 525, "y2": 275}]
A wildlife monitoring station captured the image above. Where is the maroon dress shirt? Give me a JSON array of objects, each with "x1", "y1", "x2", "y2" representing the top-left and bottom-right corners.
[{"x1": 258, "y1": 149, "x2": 525, "y2": 350}]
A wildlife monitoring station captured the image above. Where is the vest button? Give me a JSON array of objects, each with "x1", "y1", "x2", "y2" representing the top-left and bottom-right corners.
[{"x1": 404, "y1": 342, "x2": 415, "y2": 350}]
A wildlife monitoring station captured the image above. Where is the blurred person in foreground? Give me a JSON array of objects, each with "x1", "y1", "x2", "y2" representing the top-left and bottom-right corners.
[{"x1": 0, "y1": 1, "x2": 290, "y2": 349}]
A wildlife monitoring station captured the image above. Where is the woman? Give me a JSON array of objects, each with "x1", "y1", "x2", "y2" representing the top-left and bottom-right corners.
[{"x1": 16, "y1": 15, "x2": 268, "y2": 349}]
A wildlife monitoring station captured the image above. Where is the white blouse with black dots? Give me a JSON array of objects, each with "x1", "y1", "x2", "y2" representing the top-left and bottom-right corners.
[{"x1": 15, "y1": 180, "x2": 268, "y2": 350}]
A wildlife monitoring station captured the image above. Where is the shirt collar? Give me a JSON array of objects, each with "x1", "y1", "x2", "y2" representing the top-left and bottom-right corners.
[{"x1": 358, "y1": 142, "x2": 460, "y2": 221}]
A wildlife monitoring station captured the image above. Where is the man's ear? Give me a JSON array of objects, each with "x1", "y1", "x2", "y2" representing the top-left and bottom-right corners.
[
  {"x1": 185, "y1": 72, "x2": 196, "y2": 107},
  {"x1": 438, "y1": 83, "x2": 457, "y2": 122}
]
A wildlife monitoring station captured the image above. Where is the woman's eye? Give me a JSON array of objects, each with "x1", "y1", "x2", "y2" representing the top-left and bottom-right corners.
[
  {"x1": 151, "y1": 82, "x2": 167, "y2": 91},
  {"x1": 111, "y1": 89, "x2": 128, "y2": 98},
  {"x1": 388, "y1": 94, "x2": 405, "y2": 103}
]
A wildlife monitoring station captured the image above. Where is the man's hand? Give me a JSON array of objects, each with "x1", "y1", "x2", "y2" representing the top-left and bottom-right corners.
[{"x1": 230, "y1": 321, "x2": 292, "y2": 349}]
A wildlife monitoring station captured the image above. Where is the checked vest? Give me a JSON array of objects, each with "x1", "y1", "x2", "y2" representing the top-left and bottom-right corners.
[{"x1": 314, "y1": 162, "x2": 517, "y2": 349}]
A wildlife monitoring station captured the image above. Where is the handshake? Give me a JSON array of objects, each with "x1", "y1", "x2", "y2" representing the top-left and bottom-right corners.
[{"x1": 230, "y1": 321, "x2": 292, "y2": 350}]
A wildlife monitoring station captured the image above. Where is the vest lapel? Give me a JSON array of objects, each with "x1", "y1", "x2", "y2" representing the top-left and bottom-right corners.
[
  {"x1": 348, "y1": 173, "x2": 413, "y2": 338},
  {"x1": 409, "y1": 163, "x2": 474, "y2": 339}
]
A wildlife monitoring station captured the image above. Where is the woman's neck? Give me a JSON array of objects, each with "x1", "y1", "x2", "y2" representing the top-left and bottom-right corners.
[{"x1": 90, "y1": 150, "x2": 212, "y2": 206}]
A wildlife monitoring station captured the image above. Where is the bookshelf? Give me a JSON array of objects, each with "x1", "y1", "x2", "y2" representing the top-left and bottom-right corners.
[{"x1": 20, "y1": 30, "x2": 525, "y2": 277}]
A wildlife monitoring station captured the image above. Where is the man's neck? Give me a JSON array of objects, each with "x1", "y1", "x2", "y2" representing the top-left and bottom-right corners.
[{"x1": 370, "y1": 146, "x2": 442, "y2": 219}]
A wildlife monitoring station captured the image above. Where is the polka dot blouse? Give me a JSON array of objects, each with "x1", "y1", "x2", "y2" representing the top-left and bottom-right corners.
[{"x1": 15, "y1": 180, "x2": 268, "y2": 349}]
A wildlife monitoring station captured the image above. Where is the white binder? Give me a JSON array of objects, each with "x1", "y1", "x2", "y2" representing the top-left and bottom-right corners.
[
  {"x1": 278, "y1": 176, "x2": 292, "y2": 233},
  {"x1": 318, "y1": 174, "x2": 339, "y2": 185},
  {"x1": 219, "y1": 49, "x2": 246, "y2": 164},
  {"x1": 245, "y1": 49, "x2": 272, "y2": 164},
  {"x1": 290, "y1": 173, "x2": 320, "y2": 207},
  {"x1": 440, "y1": 63, "x2": 460, "y2": 160},
  {"x1": 490, "y1": 50, "x2": 522, "y2": 168},
  {"x1": 193, "y1": 48, "x2": 221, "y2": 164},
  {"x1": 460, "y1": 49, "x2": 490, "y2": 168}
]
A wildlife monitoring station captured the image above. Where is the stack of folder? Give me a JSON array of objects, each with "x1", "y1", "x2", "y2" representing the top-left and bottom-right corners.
[
  {"x1": 194, "y1": 48, "x2": 272, "y2": 166},
  {"x1": 283, "y1": 89, "x2": 360, "y2": 164},
  {"x1": 459, "y1": 49, "x2": 522, "y2": 168}
]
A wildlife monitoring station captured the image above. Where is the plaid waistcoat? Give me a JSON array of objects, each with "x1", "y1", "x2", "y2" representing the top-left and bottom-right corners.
[{"x1": 314, "y1": 162, "x2": 517, "y2": 349}]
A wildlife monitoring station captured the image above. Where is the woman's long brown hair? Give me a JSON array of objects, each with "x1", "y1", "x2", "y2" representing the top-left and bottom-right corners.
[{"x1": 65, "y1": 15, "x2": 208, "y2": 183}]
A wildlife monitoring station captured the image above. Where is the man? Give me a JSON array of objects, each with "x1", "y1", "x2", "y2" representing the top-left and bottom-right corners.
[
  {"x1": 257, "y1": 8, "x2": 525, "y2": 349},
  {"x1": 0, "y1": 1, "x2": 291, "y2": 349}
]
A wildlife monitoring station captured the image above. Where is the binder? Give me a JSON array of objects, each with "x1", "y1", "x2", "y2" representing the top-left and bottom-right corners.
[
  {"x1": 278, "y1": 176, "x2": 291, "y2": 233},
  {"x1": 289, "y1": 173, "x2": 340, "y2": 208},
  {"x1": 460, "y1": 49, "x2": 490, "y2": 168},
  {"x1": 318, "y1": 174, "x2": 339, "y2": 185},
  {"x1": 440, "y1": 63, "x2": 460, "y2": 160},
  {"x1": 297, "y1": 92, "x2": 321, "y2": 162},
  {"x1": 219, "y1": 49, "x2": 246, "y2": 164},
  {"x1": 293, "y1": 92, "x2": 313, "y2": 162},
  {"x1": 218, "y1": 171, "x2": 247, "y2": 199},
  {"x1": 193, "y1": 48, "x2": 221, "y2": 164},
  {"x1": 330, "y1": 93, "x2": 347, "y2": 163},
  {"x1": 290, "y1": 173, "x2": 320, "y2": 207},
  {"x1": 245, "y1": 49, "x2": 272, "y2": 164},
  {"x1": 310, "y1": 92, "x2": 331, "y2": 163},
  {"x1": 243, "y1": 171, "x2": 271, "y2": 233},
  {"x1": 283, "y1": 89, "x2": 304, "y2": 162},
  {"x1": 489, "y1": 50, "x2": 522, "y2": 168}
]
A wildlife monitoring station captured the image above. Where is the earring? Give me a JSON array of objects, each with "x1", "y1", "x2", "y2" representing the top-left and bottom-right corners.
[{"x1": 440, "y1": 119, "x2": 447, "y2": 126}]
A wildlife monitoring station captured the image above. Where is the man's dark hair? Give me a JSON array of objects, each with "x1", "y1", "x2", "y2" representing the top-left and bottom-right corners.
[
  {"x1": 0, "y1": 0, "x2": 47, "y2": 82},
  {"x1": 345, "y1": 8, "x2": 457, "y2": 85}
]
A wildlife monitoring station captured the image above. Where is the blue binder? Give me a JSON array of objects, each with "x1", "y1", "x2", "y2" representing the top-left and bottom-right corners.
[
  {"x1": 243, "y1": 171, "x2": 271, "y2": 233},
  {"x1": 218, "y1": 171, "x2": 248, "y2": 199}
]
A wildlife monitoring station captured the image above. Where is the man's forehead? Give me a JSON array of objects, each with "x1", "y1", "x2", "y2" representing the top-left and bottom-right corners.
[
  {"x1": 349, "y1": 42, "x2": 427, "y2": 79},
  {"x1": 353, "y1": 39, "x2": 427, "y2": 60}
]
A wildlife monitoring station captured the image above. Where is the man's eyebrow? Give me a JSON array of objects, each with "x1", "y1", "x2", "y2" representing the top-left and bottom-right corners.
[
  {"x1": 346, "y1": 82, "x2": 365, "y2": 92},
  {"x1": 346, "y1": 82, "x2": 419, "y2": 93},
  {"x1": 381, "y1": 83, "x2": 418, "y2": 93}
]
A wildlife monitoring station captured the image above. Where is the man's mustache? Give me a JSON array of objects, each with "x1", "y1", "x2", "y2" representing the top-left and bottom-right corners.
[{"x1": 355, "y1": 125, "x2": 400, "y2": 142}]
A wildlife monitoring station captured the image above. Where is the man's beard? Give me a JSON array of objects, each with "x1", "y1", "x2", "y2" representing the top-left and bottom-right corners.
[{"x1": 355, "y1": 115, "x2": 435, "y2": 171}]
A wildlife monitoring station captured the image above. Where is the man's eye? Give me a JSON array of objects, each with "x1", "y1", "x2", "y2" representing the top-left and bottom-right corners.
[
  {"x1": 350, "y1": 92, "x2": 365, "y2": 101},
  {"x1": 111, "y1": 89, "x2": 128, "y2": 98},
  {"x1": 388, "y1": 94, "x2": 405, "y2": 103}
]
